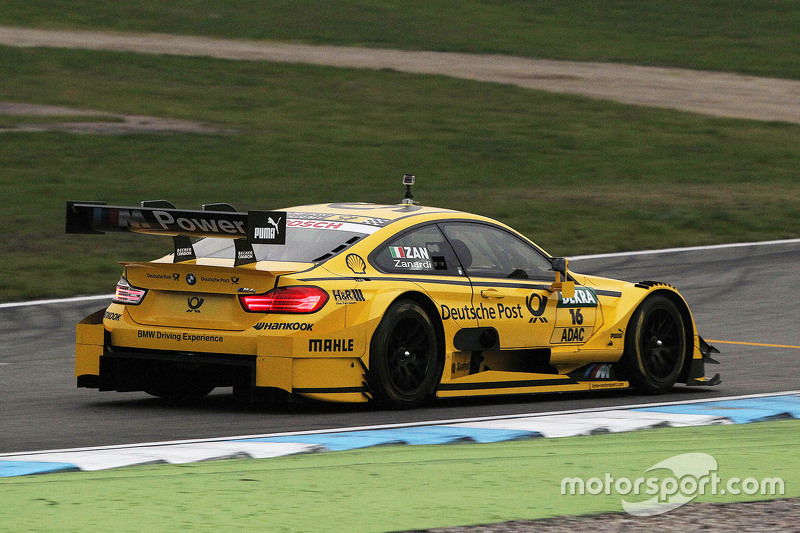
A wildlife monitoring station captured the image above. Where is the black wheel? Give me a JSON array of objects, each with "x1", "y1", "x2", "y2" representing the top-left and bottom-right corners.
[
  {"x1": 144, "y1": 369, "x2": 215, "y2": 403},
  {"x1": 619, "y1": 294, "x2": 687, "y2": 394},
  {"x1": 369, "y1": 299, "x2": 442, "y2": 409}
]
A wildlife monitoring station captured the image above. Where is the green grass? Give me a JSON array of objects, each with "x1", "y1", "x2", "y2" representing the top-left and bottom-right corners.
[
  {"x1": 1, "y1": 45, "x2": 799, "y2": 302},
  {"x1": 0, "y1": 1, "x2": 799, "y2": 78},
  {"x1": 1, "y1": 420, "x2": 798, "y2": 532}
]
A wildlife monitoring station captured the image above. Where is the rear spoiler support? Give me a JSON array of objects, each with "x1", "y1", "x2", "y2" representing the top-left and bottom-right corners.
[
  {"x1": 200, "y1": 202, "x2": 257, "y2": 267},
  {"x1": 141, "y1": 200, "x2": 196, "y2": 263},
  {"x1": 66, "y1": 201, "x2": 286, "y2": 266}
]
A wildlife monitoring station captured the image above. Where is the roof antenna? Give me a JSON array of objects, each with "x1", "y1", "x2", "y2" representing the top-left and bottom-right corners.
[{"x1": 401, "y1": 174, "x2": 418, "y2": 205}]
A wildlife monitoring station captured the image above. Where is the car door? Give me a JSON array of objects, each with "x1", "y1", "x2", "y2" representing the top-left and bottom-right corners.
[
  {"x1": 440, "y1": 222, "x2": 570, "y2": 349},
  {"x1": 370, "y1": 223, "x2": 475, "y2": 329}
]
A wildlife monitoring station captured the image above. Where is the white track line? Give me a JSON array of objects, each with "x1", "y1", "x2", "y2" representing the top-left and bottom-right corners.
[
  {"x1": 3, "y1": 389, "x2": 797, "y2": 458},
  {"x1": 0, "y1": 293, "x2": 112, "y2": 309},
  {"x1": 3, "y1": 239, "x2": 800, "y2": 310},
  {"x1": 569, "y1": 238, "x2": 800, "y2": 261}
]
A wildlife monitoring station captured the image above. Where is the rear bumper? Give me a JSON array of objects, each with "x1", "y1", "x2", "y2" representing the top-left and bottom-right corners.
[
  {"x1": 90, "y1": 349, "x2": 256, "y2": 392},
  {"x1": 75, "y1": 311, "x2": 367, "y2": 402}
]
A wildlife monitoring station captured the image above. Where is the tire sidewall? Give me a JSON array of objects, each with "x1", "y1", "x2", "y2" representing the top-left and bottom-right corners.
[
  {"x1": 622, "y1": 295, "x2": 687, "y2": 393},
  {"x1": 369, "y1": 299, "x2": 441, "y2": 408}
]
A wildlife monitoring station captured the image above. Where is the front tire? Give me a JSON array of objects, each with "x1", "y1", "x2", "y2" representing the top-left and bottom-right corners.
[
  {"x1": 369, "y1": 299, "x2": 442, "y2": 409},
  {"x1": 619, "y1": 294, "x2": 687, "y2": 394}
]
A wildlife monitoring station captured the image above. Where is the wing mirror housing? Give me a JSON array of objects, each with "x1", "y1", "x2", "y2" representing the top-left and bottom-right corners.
[{"x1": 549, "y1": 257, "x2": 575, "y2": 299}]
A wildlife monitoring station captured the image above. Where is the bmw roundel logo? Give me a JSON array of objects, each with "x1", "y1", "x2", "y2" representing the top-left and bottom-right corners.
[{"x1": 186, "y1": 273, "x2": 196, "y2": 285}]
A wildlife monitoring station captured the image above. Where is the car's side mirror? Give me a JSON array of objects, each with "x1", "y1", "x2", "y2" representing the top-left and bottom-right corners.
[
  {"x1": 551, "y1": 257, "x2": 567, "y2": 275},
  {"x1": 549, "y1": 257, "x2": 575, "y2": 299}
]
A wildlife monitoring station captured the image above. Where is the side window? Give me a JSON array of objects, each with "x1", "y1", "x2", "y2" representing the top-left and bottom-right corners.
[
  {"x1": 441, "y1": 223, "x2": 553, "y2": 280},
  {"x1": 373, "y1": 224, "x2": 461, "y2": 275}
]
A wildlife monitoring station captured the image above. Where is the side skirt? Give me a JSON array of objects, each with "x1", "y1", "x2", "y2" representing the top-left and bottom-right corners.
[{"x1": 436, "y1": 370, "x2": 628, "y2": 398}]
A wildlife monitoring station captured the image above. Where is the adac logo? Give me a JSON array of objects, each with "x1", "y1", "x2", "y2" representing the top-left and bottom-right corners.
[
  {"x1": 526, "y1": 293, "x2": 549, "y2": 323},
  {"x1": 186, "y1": 273, "x2": 196, "y2": 285},
  {"x1": 187, "y1": 296, "x2": 204, "y2": 313}
]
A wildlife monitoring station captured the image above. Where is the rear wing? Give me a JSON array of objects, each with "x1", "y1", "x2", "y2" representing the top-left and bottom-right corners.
[{"x1": 66, "y1": 201, "x2": 286, "y2": 266}]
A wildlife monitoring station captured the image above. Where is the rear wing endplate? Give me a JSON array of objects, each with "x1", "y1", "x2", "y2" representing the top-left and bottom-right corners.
[{"x1": 66, "y1": 201, "x2": 286, "y2": 266}]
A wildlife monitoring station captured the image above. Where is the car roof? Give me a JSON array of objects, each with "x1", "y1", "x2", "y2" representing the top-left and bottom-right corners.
[
  {"x1": 283, "y1": 202, "x2": 531, "y2": 241},
  {"x1": 283, "y1": 202, "x2": 545, "y2": 253},
  {"x1": 285, "y1": 202, "x2": 463, "y2": 222}
]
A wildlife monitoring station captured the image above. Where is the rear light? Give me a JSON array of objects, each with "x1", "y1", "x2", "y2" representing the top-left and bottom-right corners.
[
  {"x1": 112, "y1": 276, "x2": 147, "y2": 305},
  {"x1": 240, "y1": 286, "x2": 328, "y2": 313}
]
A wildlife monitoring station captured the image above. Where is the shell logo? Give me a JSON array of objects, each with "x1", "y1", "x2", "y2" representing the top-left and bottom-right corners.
[{"x1": 346, "y1": 254, "x2": 367, "y2": 275}]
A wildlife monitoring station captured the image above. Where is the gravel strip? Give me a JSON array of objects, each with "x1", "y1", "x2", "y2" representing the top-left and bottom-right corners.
[
  {"x1": 2, "y1": 26, "x2": 800, "y2": 124},
  {"x1": 0, "y1": 101, "x2": 226, "y2": 134},
  {"x1": 409, "y1": 498, "x2": 800, "y2": 532}
]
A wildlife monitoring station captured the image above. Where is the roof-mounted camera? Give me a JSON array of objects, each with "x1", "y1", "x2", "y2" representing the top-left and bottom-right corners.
[{"x1": 401, "y1": 174, "x2": 419, "y2": 205}]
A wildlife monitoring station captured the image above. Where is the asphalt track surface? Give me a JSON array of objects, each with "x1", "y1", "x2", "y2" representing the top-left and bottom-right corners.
[{"x1": 2, "y1": 241, "x2": 799, "y2": 454}]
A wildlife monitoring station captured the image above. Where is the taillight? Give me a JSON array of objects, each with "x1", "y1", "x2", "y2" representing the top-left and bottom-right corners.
[
  {"x1": 240, "y1": 286, "x2": 328, "y2": 313},
  {"x1": 112, "y1": 277, "x2": 147, "y2": 305}
]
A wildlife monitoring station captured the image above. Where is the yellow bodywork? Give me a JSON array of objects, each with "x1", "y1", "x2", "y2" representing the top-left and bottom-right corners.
[{"x1": 75, "y1": 202, "x2": 712, "y2": 403}]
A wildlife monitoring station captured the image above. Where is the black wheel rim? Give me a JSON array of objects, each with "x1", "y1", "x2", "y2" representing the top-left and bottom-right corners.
[
  {"x1": 639, "y1": 307, "x2": 682, "y2": 381},
  {"x1": 386, "y1": 315, "x2": 432, "y2": 395}
]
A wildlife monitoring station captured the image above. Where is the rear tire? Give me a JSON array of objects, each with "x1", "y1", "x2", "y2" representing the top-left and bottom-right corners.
[
  {"x1": 369, "y1": 299, "x2": 442, "y2": 409},
  {"x1": 619, "y1": 294, "x2": 687, "y2": 394}
]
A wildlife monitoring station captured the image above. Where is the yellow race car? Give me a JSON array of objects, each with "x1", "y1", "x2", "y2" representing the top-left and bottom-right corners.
[{"x1": 68, "y1": 178, "x2": 720, "y2": 408}]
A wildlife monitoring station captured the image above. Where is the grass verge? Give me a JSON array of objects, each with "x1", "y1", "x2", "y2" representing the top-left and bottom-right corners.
[
  {"x1": 1, "y1": 420, "x2": 797, "y2": 532},
  {"x1": 0, "y1": 1, "x2": 798, "y2": 78},
  {"x1": 1, "y1": 46, "x2": 800, "y2": 301}
]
